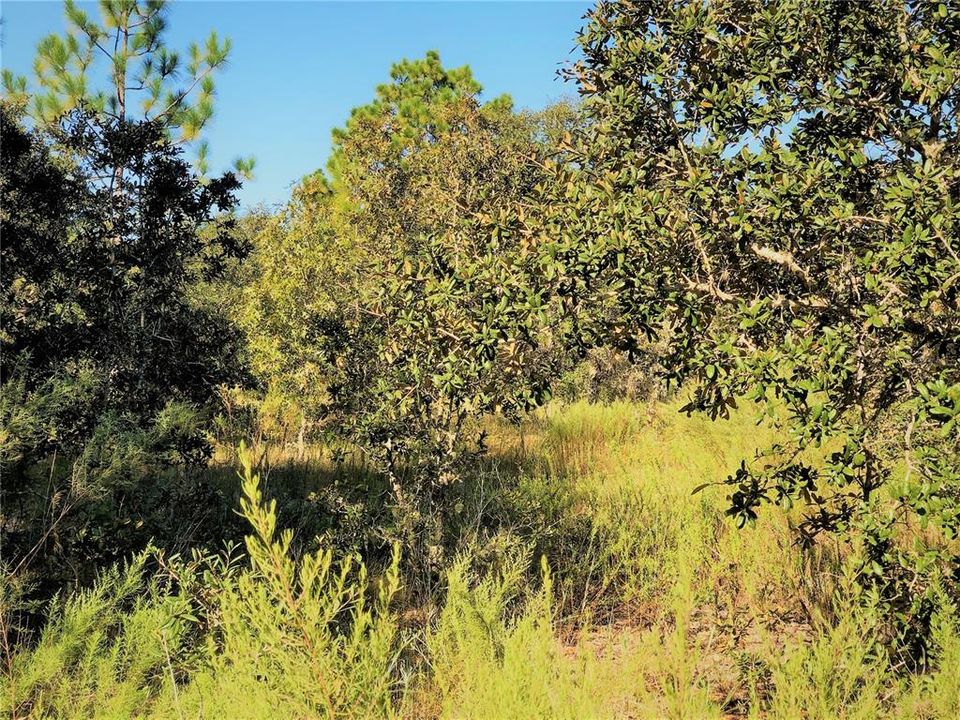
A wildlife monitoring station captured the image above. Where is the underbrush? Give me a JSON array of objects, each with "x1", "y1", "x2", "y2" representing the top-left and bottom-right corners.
[
  {"x1": 3, "y1": 447, "x2": 402, "y2": 720},
  {"x1": 4, "y1": 401, "x2": 959, "y2": 718}
]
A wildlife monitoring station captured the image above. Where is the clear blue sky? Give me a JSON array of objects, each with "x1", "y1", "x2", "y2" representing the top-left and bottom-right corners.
[{"x1": 1, "y1": 1, "x2": 590, "y2": 209}]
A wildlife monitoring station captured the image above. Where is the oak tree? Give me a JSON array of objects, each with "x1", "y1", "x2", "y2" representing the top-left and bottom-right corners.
[{"x1": 554, "y1": 0, "x2": 960, "y2": 661}]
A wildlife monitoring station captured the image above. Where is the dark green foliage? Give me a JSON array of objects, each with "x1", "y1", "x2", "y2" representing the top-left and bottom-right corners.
[
  {"x1": 1, "y1": 105, "x2": 247, "y2": 589},
  {"x1": 553, "y1": 0, "x2": 960, "y2": 662},
  {"x1": 2, "y1": 105, "x2": 246, "y2": 432},
  {"x1": 0, "y1": 107, "x2": 85, "y2": 376}
]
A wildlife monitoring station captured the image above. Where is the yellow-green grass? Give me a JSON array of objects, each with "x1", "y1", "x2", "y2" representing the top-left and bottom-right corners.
[
  {"x1": 5, "y1": 400, "x2": 959, "y2": 719},
  {"x1": 419, "y1": 400, "x2": 960, "y2": 718}
]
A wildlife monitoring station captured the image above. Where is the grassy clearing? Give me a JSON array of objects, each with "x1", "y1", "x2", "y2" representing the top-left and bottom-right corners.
[{"x1": 5, "y1": 400, "x2": 959, "y2": 718}]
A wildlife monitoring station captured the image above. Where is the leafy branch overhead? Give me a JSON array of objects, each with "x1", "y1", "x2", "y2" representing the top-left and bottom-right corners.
[{"x1": 548, "y1": 0, "x2": 959, "y2": 661}]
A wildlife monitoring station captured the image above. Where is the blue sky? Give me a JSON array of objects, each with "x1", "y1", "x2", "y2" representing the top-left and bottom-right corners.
[{"x1": 2, "y1": 1, "x2": 590, "y2": 209}]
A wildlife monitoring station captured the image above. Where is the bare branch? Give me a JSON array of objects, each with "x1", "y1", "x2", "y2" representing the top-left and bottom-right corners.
[{"x1": 749, "y1": 243, "x2": 814, "y2": 287}]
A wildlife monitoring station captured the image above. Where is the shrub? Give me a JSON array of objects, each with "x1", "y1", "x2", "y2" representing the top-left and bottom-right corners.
[
  {"x1": 2, "y1": 446, "x2": 403, "y2": 720},
  {"x1": 1, "y1": 104, "x2": 247, "y2": 595}
]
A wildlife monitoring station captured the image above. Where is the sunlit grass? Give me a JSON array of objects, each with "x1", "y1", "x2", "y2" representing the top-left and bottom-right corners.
[{"x1": 5, "y1": 400, "x2": 959, "y2": 718}]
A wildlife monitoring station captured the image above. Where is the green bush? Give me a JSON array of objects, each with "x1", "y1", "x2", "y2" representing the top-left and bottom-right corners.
[{"x1": 3, "y1": 447, "x2": 403, "y2": 720}]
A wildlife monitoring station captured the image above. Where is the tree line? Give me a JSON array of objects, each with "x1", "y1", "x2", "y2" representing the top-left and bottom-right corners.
[{"x1": 3, "y1": 0, "x2": 958, "y2": 667}]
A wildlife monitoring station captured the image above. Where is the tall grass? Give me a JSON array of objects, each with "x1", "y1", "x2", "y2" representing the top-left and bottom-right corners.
[
  {"x1": 4, "y1": 400, "x2": 959, "y2": 718},
  {"x1": 2, "y1": 554, "x2": 191, "y2": 719},
  {"x1": 418, "y1": 400, "x2": 960, "y2": 717},
  {"x1": 3, "y1": 448, "x2": 402, "y2": 720}
]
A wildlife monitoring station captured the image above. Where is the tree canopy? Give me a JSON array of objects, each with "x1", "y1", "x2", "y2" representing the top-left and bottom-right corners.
[
  {"x1": 546, "y1": 0, "x2": 960, "y2": 659},
  {"x1": 1, "y1": 104, "x2": 247, "y2": 587},
  {"x1": 3, "y1": 0, "x2": 253, "y2": 176}
]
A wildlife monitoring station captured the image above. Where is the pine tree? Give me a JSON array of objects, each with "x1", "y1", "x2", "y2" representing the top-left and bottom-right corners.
[{"x1": 2, "y1": 0, "x2": 253, "y2": 177}]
